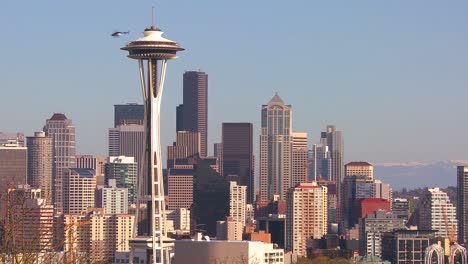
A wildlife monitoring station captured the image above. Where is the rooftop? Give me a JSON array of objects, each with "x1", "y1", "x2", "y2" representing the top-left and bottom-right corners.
[
  {"x1": 268, "y1": 92, "x2": 285, "y2": 104},
  {"x1": 69, "y1": 168, "x2": 95, "y2": 178},
  {"x1": 346, "y1": 161, "x2": 373, "y2": 166},
  {"x1": 49, "y1": 113, "x2": 68, "y2": 121}
]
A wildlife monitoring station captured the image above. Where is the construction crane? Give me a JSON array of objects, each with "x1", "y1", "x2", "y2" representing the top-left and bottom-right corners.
[
  {"x1": 64, "y1": 220, "x2": 91, "y2": 263},
  {"x1": 441, "y1": 206, "x2": 465, "y2": 264},
  {"x1": 442, "y1": 206, "x2": 457, "y2": 245}
]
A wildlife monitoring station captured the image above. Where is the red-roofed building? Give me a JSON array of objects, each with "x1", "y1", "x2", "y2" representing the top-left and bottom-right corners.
[{"x1": 354, "y1": 198, "x2": 390, "y2": 222}]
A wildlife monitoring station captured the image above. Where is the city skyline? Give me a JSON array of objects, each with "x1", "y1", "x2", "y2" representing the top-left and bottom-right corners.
[
  {"x1": 2, "y1": 2, "x2": 468, "y2": 262},
  {"x1": 2, "y1": 1, "x2": 468, "y2": 164}
]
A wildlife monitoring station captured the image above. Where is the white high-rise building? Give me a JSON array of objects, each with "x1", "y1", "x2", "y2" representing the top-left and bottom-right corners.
[
  {"x1": 97, "y1": 179, "x2": 128, "y2": 214},
  {"x1": 229, "y1": 181, "x2": 246, "y2": 226},
  {"x1": 286, "y1": 182, "x2": 327, "y2": 256},
  {"x1": 417, "y1": 187, "x2": 458, "y2": 238},
  {"x1": 260, "y1": 93, "x2": 292, "y2": 201},
  {"x1": 63, "y1": 168, "x2": 96, "y2": 214},
  {"x1": 291, "y1": 132, "x2": 308, "y2": 187}
]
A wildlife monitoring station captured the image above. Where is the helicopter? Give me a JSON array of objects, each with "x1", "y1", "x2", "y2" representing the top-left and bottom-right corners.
[{"x1": 111, "y1": 31, "x2": 130, "y2": 37}]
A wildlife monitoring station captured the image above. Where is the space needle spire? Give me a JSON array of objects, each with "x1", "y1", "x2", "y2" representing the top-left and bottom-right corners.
[{"x1": 121, "y1": 9, "x2": 184, "y2": 264}]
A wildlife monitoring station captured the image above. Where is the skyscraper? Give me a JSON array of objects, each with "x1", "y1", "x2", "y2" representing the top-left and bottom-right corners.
[
  {"x1": 323, "y1": 126, "x2": 344, "y2": 226},
  {"x1": 43, "y1": 113, "x2": 76, "y2": 215},
  {"x1": 63, "y1": 168, "x2": 96, "y2": 214},
  {"x1": 222, "y1": 123, "x2": 254, "y2": 203},
  {"x1": 415, "y1": 187, "x2": 457, "y2": 238},
  {"x1": 177, "y1": 71, "x2": 208, "y2": 157},
  {"x1": 229, "y1": 181, "x2": 247, "y2": 226},
  {"x1": 27, "y1": 131, "x2": 53, "y2": 205},
  {"x1": 114, "y1": 103, "x2": 144, "y2": 126},
  {"x1": 105, "y1": 156, "x2": 137, "y2": 203},
  {"x1": 167, "y1": 131, "x2": 200, "y2": 168},
  {"x1": 285, "y1": 182, "x2": 327, "y2": 256},
  {"x1": 0, "y1": 140, "x2": 27, "y2": 198},
  {"x1": 345, "y1": 161, "x2": 374, "y2": 180},
  {"x1": 75, "y1": 155, "x2": 107, "y2": 186},
  {"x1": 214, "y1": 142, "x2": 223, "y2": 175},
  {"x1": 291, "y1": 132, "x2": 308, "y2": 187},
  {"x1": 108, "y1": 124, "x2": 144, "y2": 165},
  {"x1": 167, "y1": 165, "x2": 194, "y2": 210},
  {"x1": 97, "y1": 179, "x2": 129, "y2": 215},
  {"x1": 259, "y1": 93, "x2": 292, "y2": 201},
  {"x1": 309, "y1": 144, "x2": 331, "y2": 181},
  {"x1": 458, "y1": 166, "x2": 468, "y2": 244}
]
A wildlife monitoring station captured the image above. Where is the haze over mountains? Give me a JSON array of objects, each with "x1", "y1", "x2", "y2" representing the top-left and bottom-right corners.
[{"x1": 373, "y1": 160, "x2": 468, "y2": 190}]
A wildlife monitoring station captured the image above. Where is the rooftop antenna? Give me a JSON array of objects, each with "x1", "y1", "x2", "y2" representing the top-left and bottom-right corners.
[{"x1": 151, "y1": 5, "x2": 155, "y2": 28}]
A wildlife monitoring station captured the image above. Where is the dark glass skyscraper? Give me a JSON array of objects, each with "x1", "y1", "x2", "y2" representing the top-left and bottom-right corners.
[
  {"x1": 324, "y1": 125, "x2": 344, "y2": 227},
  {"x1": 114, "y1": 104, "x2": 144, "y2": 126},
  {"x1": 458, "y1": 166, "x2": 468, "y2": 244},
  {"x1": 177, "y1": 71, "x2": 208, "y2": 157},
  {"x1": 222, "y1": 123, "x2": 254, "y2": 203}
]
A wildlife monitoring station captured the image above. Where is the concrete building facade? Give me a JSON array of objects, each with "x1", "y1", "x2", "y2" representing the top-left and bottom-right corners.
[
  {"x1": 286, "y1": 182, "x2": 327, "y2": 256},
  {"x1": 416, "y1": 187, "x2": 458, "y2": 238},
  {"x1": 97, "y1": 179, "x2": 128, "y2": 214},
  {"x1": 217, "y1": 218, "x2": 243, "y2": 241},
  {"x1": 291, "y1": 132, "x2": 308, "y2": 188},
  {"x1": 26, "y1": 131, "x2": 53, "y2": 205},
  {"x1": 64, "y1": 209, "x2": 134, "y2": 262},
  {"x1": 167, "y1": 165, "x2": 194, "y2": 210},
  {"x1": 63, "y1": 168, "x2": 96, "y2": 214},
  {"x1": 229, "y1": 181, "x2": 247, "y2": 226},
  {"x1": 6, "y1": 186, "x2": 54, "y2": 253},
  {"x1": 167, "y1": 131, "x2": 200, "y2": 168},
  {"x1": 75, "y1": 155, "x2": 106, "y2": 186},
  {"x1": 345, "y1": 161, "x2": 374, "y2": 180},
  {"x1": 359, "y1": 210, "x2": 405, "y2": 258},
  {"x1": 174, "y1": 239, "x2": 284, "y2": 264}
]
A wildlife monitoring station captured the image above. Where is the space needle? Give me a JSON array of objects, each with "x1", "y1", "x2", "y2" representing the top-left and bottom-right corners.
[{"x1": 121, "y1": 13, "x2": 184, "y2": 264}]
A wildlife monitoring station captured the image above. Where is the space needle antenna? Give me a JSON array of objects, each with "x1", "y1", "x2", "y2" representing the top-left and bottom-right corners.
[{"x1": 152, "y1": 5, "x2": 155, "y2": 29}]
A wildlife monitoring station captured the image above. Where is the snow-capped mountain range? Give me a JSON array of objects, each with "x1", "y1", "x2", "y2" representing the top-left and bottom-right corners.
[{"x1": 373, "y1": 160, "x2": 468, "y2": 190}]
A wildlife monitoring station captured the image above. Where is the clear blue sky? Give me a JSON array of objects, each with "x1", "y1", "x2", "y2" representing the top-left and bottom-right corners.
[{"x1": 1, "y1": 0, "x2": 468, "y2": 163}]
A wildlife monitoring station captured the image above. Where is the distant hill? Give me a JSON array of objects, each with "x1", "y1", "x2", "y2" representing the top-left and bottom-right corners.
[{"x1": 374, "y1": 160, "x2": 468, "y2": 190}]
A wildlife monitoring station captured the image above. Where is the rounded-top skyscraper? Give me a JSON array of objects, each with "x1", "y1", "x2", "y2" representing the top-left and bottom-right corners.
[{"x1": 121, "y1": 25, "x2": 183, "y2": 264}]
